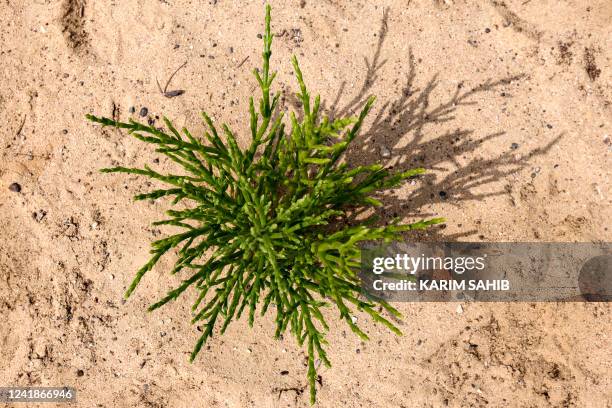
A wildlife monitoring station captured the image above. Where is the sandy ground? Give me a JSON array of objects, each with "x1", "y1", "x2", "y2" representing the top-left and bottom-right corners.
[{"x1": 1, "y1": 0, "x2": 611, "y2": 407}]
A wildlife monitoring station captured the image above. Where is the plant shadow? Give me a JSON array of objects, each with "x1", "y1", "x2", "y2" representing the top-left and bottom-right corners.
[{"x1": 323, "y1": 8, "x2": 560, "y2": 241}]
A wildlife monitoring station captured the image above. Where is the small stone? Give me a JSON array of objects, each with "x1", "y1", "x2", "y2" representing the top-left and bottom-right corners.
[
  {"x1": 139, "y1": 107, "x2": 148, "y2": 117},
  {"x1": 76, "y1": 369, "x2": 84, "y2": 377},
  {"x1": 510, "y1": 142, "x2": 519, "y2": 150},
  {"x1": 380, "y1": 145, "x2": 391, "y2": 158},
  {"x1": 109, "y1": 274, "x2": 115, "y2": 280},
  {"x1": 485, "y1": 27, "x2": 491, "y2": 33},
  {"x1": 256, "y1": 33, "x2": 262, "y2": 39},
  {"x1": 91, "y1": 222, "x2": 99, "y2": 229},
  {"x1": 350, "y1": 315, "x2": 358, "y2": 324},
  {"x1": 8, "y1": 182, "x2": 21, "y2": 193},
  {"x1": 439, "y1": 191, "x2": 448, "y2": 199},
  {"x1": 129, "y1": 106, "x2": 136, "y2": 114},
  {"x1": 456, "y1": 305, "x2": 463, "y2": 314},
  {"x1": 280, "y1": 370, "x2": 289, "y2": 375},
  {"x1": 62, "y1": 129, "x2": 68, "y2": 134},
  {"x1": 546, "y1": 124, "x2": 553, "y2": 129},
  {"x1": 147, "y1": 117, "x2": 155, "y2": 126}
]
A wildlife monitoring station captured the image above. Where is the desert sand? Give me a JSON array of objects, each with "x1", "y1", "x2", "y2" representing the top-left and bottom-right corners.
[{"x1": 1, "y1": 0, "x2": 611, "y2": 407}]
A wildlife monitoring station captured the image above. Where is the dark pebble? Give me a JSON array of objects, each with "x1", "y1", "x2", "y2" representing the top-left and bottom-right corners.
[
  {"x1": 439, "y1": 191, "x2": 448, "y2": 199},
  {"x1": 152, "y1": 158, "x2": 159, "y2": 164},
  {"x1": 139, "y1": 107, "x2": 148, "y2": 117},
  {"x1": 76, "y1": 369, "x2": 84, "y2": 377},
  {"x1": 256, "y1": 33, "x2": 262, "y2": 39},
  {"x1": 62, "y1": 129, "x2": 68, "y2": 134},
  {"x1": 147, "y1": 117, "x2": 155, "y2": 126},
  {"x1": 8, "y1": 182, "x2": 21, "y2": 193},
  {"x1": 129, "y1": 106, "x2": 135, "y2": 114},
  {"x1": 510, "y1": 142, "x2": 519, "y2": 150},
  {"x1": 280, "y1": 370, "x2": 289, "y2": 375},
  {"x1": 546, "y1": 124, "x2": 553, "y2": 129},
  {"x1": 485, "y1": 28, "x2": 491, "y2": 33}
]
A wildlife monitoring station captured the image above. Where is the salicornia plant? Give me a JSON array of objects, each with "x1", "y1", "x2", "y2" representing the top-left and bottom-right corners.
[{"x1": 87, "y1": 5, "x2": 442, "y2": 403}]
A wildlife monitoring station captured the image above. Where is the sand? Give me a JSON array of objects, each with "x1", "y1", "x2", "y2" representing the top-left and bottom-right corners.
[{"x1": 1, "y1": 0, "x2": 611, "y2": 406}]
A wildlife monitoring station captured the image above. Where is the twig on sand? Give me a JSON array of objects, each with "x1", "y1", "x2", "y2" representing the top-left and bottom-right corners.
[
  {"x1": 156, "y1": 62, "x2": 187, "y2": 98},
  {"x1": 237, "y1": 55, "x2": 249, "y2": 68}
]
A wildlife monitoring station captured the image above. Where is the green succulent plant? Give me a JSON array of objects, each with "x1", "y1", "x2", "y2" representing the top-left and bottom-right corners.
[{"x1": 87, "y1": 5, "x2": 442, "y2": 403}]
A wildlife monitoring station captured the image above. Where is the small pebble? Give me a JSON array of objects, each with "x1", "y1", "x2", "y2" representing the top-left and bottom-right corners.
[
  {"x1": 76, "y1": 369, "x2": 84, "y2": 377},
  {"x1": 456, "y1": 305, "x2": 463, "y2": 314},
  {"x1": 280, "y1": 370, "x2": 289, "y2": 375},
  {"x1": 510, "y1": 142, "x2": 519, "y2": 150},
  {"x1": 129, "y1": 106, "x2": 136, "y2": 114},
  {"x1": 350, "y1": 315, "x2": 358, "y2": 324},
  {"x1": 439, "y1": 191, "x2": 448, "y2": 199},
  {"x1": 8, "y1": 182, "x2": 21, "y2": 193},
  {"x1": 256, "y1": 33, "x2": 262, "y2": 39},
  {"x1": 546, "y1": 124, "x2": 553, "y2": 129},
  {"x1": 485, "y1": 27, "x2": 491, "y2": 33},
  {"x1": 139, "y1": 107, "x2": 148, "y2": 117},
  {"x1": 380, "y1": 145, "x2": 391, "y2": 158}
]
